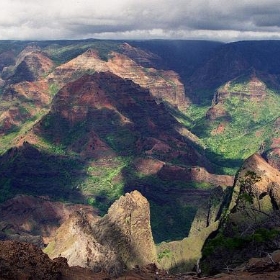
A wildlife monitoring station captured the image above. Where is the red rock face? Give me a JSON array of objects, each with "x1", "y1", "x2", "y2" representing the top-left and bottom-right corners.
[
  {"x1": 133, "y1": 158, "x2": 164, "y2": 176},
  {"x1": 47, "y1": 45, "x2": 188, "y2": 110},
  {"x1": 107, "y1": 52, "x2": 188, "y2": 110},
  {"x1": 158, "y1": 164, "x2": 233, "y2": 187},
  {"x1": 39, "y1": 72, "x2": 212, "y2": 169},
  {"x1": 4, "y1": 80, "x2": 51, "y2": 105},
  {"x1": 119, "y1": 42, "x2": 161, "y2": 67}
]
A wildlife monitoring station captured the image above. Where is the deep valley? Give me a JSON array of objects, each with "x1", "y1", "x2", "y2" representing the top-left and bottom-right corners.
[{"x1": 1, "y1": 39, "x2": 280, "y2": 279}]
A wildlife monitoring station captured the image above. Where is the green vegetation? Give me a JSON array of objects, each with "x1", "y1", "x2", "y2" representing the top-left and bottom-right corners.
[
  {"x1": 43, "y1": 40, "x2": 121, "y2": 65},
  {"x1": 0, "y1": 108, "x2": 49, "y2": 155},
  {"x1": 158, "y1": 249, "x2": 172, "y2": 260},
  {"x1": 0, "y1": 179, "x2": 12, "y2": 203},
  {"x1": 80, "y1": 157, "x2": 131, "y2": 214},
  {"x1": 151, "y1": 201, "x2": 197, "y2": 243},
  {"x1": 49, "y1": 83, "x2": 60, "y2": 96},
  {"x1": 203, "y1": 228, "x2": 280, "y2": 257},
  {"x1": 181, "y1": 85, "x2": 280, "y2": 174},
  {"x1": 3, "y1": 39, "x2": 280, "y2": 247}
]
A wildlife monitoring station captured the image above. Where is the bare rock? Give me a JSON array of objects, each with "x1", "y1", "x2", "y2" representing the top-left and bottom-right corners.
[
  {"x1": 45, "y1": 191, "x2": 157, "y2": 275},
  {"x1": 45, "y1": 210, "x2": 123, "y2": 276},
  {"x1": 97, "y1": 190, "x2": 158, "y2": 269}
]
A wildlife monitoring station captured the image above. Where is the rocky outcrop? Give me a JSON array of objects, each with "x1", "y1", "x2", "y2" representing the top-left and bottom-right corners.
[
  {"x1": 201, "y1": 154, "x2": 280, "y2": 274},
  {"x1": 45, "y1": 210, "x2": 124, "y2": 276},
  {"x1": 0, "y1": 240, "x2": 66, "y2": 280},
  {"x1": 0, "y1": 240, "x2": 113, "y2": 280},
  {"x1": 265, "y1": 147, "x2": 280, "y2": 171},
  {"x1": 214, "y1": 76, "x2": 267, "y2": 104},
  {"x1": 45, "y1": 191, "x2": 157, "y2": 274},
  {"x1": 98, "y1": 191, "x2": 157, "y2": 268},
  {"x1": 263, "y1": 119, "x2": 280, "y2": 170},
  {"x1": 228, "y1": 153, "x2": 280, "y2": 222}
]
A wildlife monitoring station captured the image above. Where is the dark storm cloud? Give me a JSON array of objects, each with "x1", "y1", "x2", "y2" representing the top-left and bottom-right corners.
[{"x1": 1, "y1": 0, "x2": 280, "y2": 41}]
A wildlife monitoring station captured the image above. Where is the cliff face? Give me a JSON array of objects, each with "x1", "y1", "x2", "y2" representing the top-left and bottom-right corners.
[
  {"x1": 107, "y1": 52, "x2": 188, "y2": 110},
  {"x1": 47, "y1": 45, "x2": 188, "y2": 110},
  {"x1": 213, "y1": 75, "x2": 267, "y2": 105},
  {"x1": 45, "y1": 191, "x2": 157, "y2": 274},
  {"x1": 45, "y1": 210, "x2": 124, "y2": 276},
  {"x1": 158, "y1": 164, "x2": 233, "y2": 187},
  {"x1": 11, "y1": 52, "x2": 54, "y2": 83},
  {"x1": 202, "y1": 153, "x2": 280, "y2": 274},
  {"x1": 0, "y1": 240, "x2": 114, "y2": 280},
  {"x1": 262, "y1": 118, "x2": 280, "y2": 170},
  {"x1": 227, "y1": 153, "x2": 280, "y2": 234},
  {"x1": 2, "y1": 239, "x2": 280, "y2": 279}
]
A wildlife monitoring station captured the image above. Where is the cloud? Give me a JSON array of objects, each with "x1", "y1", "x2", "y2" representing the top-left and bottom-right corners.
[{"x1": 1, "y1": 0, "x2": 280, "y2": 41}]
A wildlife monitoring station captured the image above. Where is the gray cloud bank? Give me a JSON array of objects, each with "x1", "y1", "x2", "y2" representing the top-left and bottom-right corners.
[{"x1": 1, "y1": 0, "x2": 280, "y2": 41}]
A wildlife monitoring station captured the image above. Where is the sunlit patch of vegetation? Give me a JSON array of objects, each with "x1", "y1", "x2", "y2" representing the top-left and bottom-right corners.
[
  {"x1": 182, "y1": 86, "x2": 280, "y2": 174},
  {"x1": 80, "y1": 156, "x2": 131, "y2": 213}
]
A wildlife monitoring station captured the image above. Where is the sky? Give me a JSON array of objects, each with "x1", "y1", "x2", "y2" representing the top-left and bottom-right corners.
[{"x1": 1, "y1": 0, "x2": 280, "y2": 42}]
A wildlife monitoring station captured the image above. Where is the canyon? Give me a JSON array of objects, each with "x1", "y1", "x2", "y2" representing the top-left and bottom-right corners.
[{"x1": 1, "y1": 39, "x2": 280, "y2": 278}]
